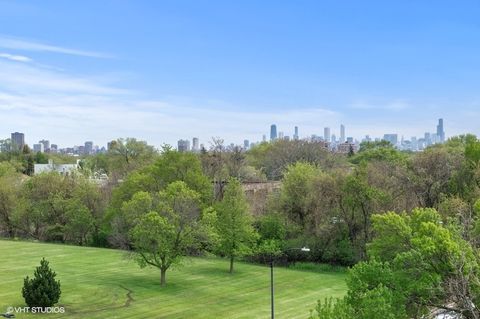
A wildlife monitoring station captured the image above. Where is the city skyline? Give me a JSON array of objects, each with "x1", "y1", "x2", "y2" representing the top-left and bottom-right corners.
[
  {"x1": 3, "y1": 118, "x2": 447, "y2": 154},
  {"x1": 1, "y1": 1, "x2": 480, "y2": 146}
]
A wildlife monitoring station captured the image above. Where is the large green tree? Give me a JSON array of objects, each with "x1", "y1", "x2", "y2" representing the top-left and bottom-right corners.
[
  {"x1": 108, "y1": 149, "x2": 211, "y2": 247},
  {"x1": 310, "y1": 208, "x2": 480, "y2": 319},
  {"x1": 130, "y1": 181, "x2": 203, "y2": 286}
]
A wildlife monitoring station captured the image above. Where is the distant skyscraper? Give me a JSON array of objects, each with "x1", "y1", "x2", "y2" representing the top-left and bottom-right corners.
[
  {"x1": 262, "y1": 134, "x2": 267, "y2": 142},
  {"x1": 192, "y1": 137, "x2": 200, "y2": 152},
  {"x1": 436, "y1": 118, "x2": 445, "y2": 143},
  {"x1": 11, "y1": 132, "x2": 25, "y2": 151},
  {"x1": 340, "y1": 124, "x2": 345, "y2": 143},
  {"x1": 278, "y1": 131, "x2": 284, "y2": 139},
  {"x1": 424, "y1": 132, "x2": 431, "y2": 146},
  {"x1": 383, "y1": 134, "x2": 398, "y2": 146},
  {"x1": 39, "y1": 139, "x2": 50, "y2": 152},
  {"x1": 177, "y1": 139, "x2": 190, "y2": 152},
  {"x1": 33, "y1": 143, "x2": 43, "y2": 153},
  {"x1": 244, "y1": 139, "x2": 250, "y2": 149},
  {"x1": 84, "y1": 141, "x2": 93, "y2": 154},
  {"x1": 294, "y1": 126, "x2": 299, "y2": 140},
  {"x1": 324, "y1": 127, "x2": 331, "y2": 142},
  {"x1": 270, "y1": 124, "x2": 277, "y2": 141}
]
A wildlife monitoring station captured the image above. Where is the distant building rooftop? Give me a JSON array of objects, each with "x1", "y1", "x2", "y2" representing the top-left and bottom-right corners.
[{"x1": 33, "y1": 159, "x2": 79, "y2": 175}]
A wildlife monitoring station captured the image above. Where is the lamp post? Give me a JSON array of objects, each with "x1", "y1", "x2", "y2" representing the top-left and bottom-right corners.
[{"x1": 270, "y1": 247, "x2": 310, "y2": 319}]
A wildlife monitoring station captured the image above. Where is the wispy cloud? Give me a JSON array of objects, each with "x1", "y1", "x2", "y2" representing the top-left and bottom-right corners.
[
  {"x1": 0, "y1": 52, "x2": 32, "y2": 63},
  {"x1": 0, "y1": 36, "x2": 111, "y2": 58},
  {"x1": 0, "y1": 54, "x2": 341, "y2": 147},
  {"x1": 0, "y1": 61, "x2": 129, "y2": 95},
  {"x1": 350, "y1": 99, "x2": 410, "y2": 111}
]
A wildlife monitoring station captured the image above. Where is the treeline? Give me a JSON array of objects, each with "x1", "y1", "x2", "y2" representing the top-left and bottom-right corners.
[{"x1": 1, "y1": 136, "x2": 480, "y2": 266}]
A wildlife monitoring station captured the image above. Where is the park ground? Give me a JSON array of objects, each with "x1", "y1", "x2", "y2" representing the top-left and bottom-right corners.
[{"x1": 0, "y1": 240, "x2": 346, "y2": 319}]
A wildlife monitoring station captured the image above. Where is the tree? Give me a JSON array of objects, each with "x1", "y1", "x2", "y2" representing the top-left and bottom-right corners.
[
  {"x1": 347, "y1": 144, "x2": 355, "y2": 157},
  {"x1": 64, "y1": 199, "x2": 95, "y2": 245},
  {"x1": 410, "y1": 147, "x2": 460, "y2": 207},
  {"x1": 280, "y1": 162, "x2": 321, "y2": 229},
  {"x1": 0, "y1": 162, "x2": 21, "y2": 237},
  {"x1": 338, "y1": 168, "x2": 388, "y2": 259},
  {"x1": 350, "y1": 142, "x2": 406, "y2": 165},
  {"x1": 16, "y1": 172, "x2": 73, "y2": 240},
  {"x1": 310, "y1": 208, "x2": 480, "y2": 319},
  {"x1": 108, "y1": 149, "x2": 211, "y2": 248},
  {"x1": 109, "y1": 149, "x2": 211, "y2": 215},
  {"x1": 22, "y1": 258, "x2": 61, "y2": 309},
  {"x1": 213, "y1": 178, "x2": 258, "y2": 273},
  {"x1": 247, "y1": 139, "x2": 344, "y2": 180},
  {"x1": 106, "y1": 137, "x2": 158, "y2": 180},
  {"x1": 130, "y1": 181, "x2": 203, "y2": 286},
  {"x1": 112, "y1": 191, "x2": 153, "y2": 248},
  {"x1": 255, "y1": 212, "x2": 287, "y2": 259}
]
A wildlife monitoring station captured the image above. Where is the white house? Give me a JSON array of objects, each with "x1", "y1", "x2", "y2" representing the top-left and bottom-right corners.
[{"x1": 34, "y1": 159, "x2": 80, "y2": 176}]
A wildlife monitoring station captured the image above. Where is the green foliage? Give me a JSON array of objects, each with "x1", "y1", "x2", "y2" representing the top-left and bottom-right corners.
[
  {"x1": 64, "y1": 199, "x2": 95, "y2": 245},
  {"x1": 345, "y1": 261, "x2": 408, "y2": 318},
  {"x1": 359, "y1": 140, "x2": 393, "y2": 151},
  {"x1": 108, "y1": 149, "x2": 211, "y2": 247},
  {"x1": 212, "y1": 178, "x2": 258, "y2": 273},
  {"x1": 410, "y1": 147, "x2": 460, "y2": 207},
  {"x1": 257, "y1": 212, "x2": 286, "y2": 250},
  {"x1": 10, "y1": 173, "x2": 102, "y2": 245},
  {"x1": 109, "y1": 149, "x2": 211, "y2": 217},
  {"x1": 465, "y1": 135, "x2": 480, "y2": 164},
  {"x1": 362, "y1": 209, "x2": 479, "y2": 317},
  {"x1": 258, "y1": 212, "x2": 285, "y2": 238},
  {"x1": 350, "y1": 141, "x2": 407, "y2": 165},
  {"x1": 280, "y1": 162, "x2": 321, "y2": 228},
  {"x1": 309, "y1": 297, "x2": 353, "y2": 319},
  {"x1": 22, "y1": 258, "x2": 61, "y2": 308},
  {"x1": 106, "y1": 137, "x2": 158, "y2": 178},
  {"x1": 368, "y1": 212, "x2": 412, "y2": 260},
  {"x1": 310, "y1": 208, "x2": 480, "y2": 318},
  {"x1": 0, "y1": 162, "x2": 21, "y2": 237},
  {"x1": 247, "y1": 139, "x2": 343, "y2": 180},
  {"x1": 130, "y1": 181, "x2": 203, "y2": 285},
  {"x1": 34, "y1": 151, "x2": 49, "y2": 164}
]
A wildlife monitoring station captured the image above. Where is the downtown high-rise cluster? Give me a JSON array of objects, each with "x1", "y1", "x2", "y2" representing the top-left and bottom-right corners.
[{"x1": 1, "y1": 119, "x2": 446, "y2": 155}]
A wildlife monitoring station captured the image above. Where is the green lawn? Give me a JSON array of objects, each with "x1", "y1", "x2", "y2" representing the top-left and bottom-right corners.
[{"x1": 0, "y1": 240, "x2": 346, "y2": 319}]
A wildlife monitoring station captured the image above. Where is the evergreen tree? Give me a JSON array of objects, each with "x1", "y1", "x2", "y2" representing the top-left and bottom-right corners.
[{"x1": 22, "y1": 258, "x2": 61, "y2": 308}]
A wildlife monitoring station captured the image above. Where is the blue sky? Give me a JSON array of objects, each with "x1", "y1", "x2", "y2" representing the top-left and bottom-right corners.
[{"x1": 0, "y1": 0, "x2": 479, "y2": 148}]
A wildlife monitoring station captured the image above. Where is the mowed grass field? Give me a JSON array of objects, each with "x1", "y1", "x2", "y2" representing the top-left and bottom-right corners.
[{"x1": 0, "y1": 240, "x2": 346, "y2": 319}]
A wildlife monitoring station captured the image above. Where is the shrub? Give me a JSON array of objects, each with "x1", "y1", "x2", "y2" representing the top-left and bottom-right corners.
[{"x1": 22, "y1": 258, "x2": 61, "y2": 308}]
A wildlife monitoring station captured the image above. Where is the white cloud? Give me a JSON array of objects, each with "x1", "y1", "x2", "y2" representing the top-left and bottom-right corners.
[
  {"x1": 0, "y1": 56, "x2": 341, "y2": 148},
  {"x1": 350, "y1": 99, "x2": 410, "y2": 111},
  {"x1": 0, "y1": 61, "x2": 129, "y2": 95},
  {"x1": 0, "y1": 52, "x2": 32, "y2": 62},
  {"x1": 0, "y1": 35, "x2": 110, "y2": 58},
  {"x1": 0, "y1": 38, "x2": 476, "y2": 147}
]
